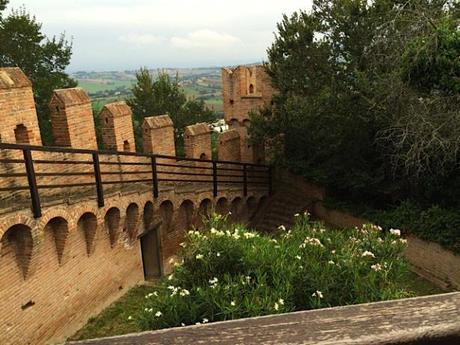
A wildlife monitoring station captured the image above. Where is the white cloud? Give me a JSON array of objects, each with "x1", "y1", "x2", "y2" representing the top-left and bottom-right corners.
[
  {"x1": 171, "y1": 30, "x2": 241, "y2": 49},
  {"x1": 119, "y1": 33, "x2": 165, "y2": 45}
]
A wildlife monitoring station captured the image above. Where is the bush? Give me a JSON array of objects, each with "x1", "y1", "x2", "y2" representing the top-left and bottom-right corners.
[
  {"x1": 136, "y1": 213, "x2": 410, "y2": 330},
  {"x1": 364, "y1": 201, "x2": 460, "y2": 254}
]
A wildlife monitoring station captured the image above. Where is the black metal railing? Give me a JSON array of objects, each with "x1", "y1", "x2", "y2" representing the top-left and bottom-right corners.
[{"x1": 0, "y1": 143, "x2": 271, "y2": 219}]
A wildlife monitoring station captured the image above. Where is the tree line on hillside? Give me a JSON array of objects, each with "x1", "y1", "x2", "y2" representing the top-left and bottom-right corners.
[
  {"x1": 251, "y1": 0, "x2": 460, "y2": 207},
  {"x1": 0, "y1": 0, "x2": 215, "y2": 153}
]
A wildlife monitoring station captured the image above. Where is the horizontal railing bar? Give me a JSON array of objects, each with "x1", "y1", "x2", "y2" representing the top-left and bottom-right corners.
[
  {"x1": 157, "y1": 170, "x2": 214, "y2": 177},
  {"x1": 0, "y1": 172, "x2": 27, "y2": 177},
  {"x1": 36, "y1": 172, "x2": 94, "y2": 177},
  {"x1": 102, "y1": 179, "x2": 153, "y2": 185},
  {"x1": 156, "y1": 163, "x2": 214, "y2": 170},
  {"x1": 0, "y1": 159, "x2": 25, "y2": 164},
  {"x1": 158, "y1": 178, "x2": 214, "y2": 183},
  {"x1": 99, "y1": 161, "x2": 151, "y2": 166},
  {"x1": 37, "y1": 182, "x2": 96, "y2": 189},
  {"x1": 34, "y1": 160, "x2": 93, "y2": 165},
  {"x1": 100, "y1": 170, "x2": 152, "y2": 175},
  {"x1": 0, "y1": 186, "x2": 30, "y2": 191}
]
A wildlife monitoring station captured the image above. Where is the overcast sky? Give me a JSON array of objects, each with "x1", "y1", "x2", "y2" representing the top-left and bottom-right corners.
[{"x1": 6, "y1": 0, "x2": 312, "y2": 71}]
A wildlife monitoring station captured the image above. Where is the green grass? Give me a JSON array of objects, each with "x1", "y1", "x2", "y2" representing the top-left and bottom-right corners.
[{"x1": 69, "y1": 285, "x2": 151, "y2": 341}]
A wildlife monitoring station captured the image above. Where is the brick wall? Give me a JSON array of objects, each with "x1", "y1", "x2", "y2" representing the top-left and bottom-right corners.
[
  {"x1": 142, "y1": 115, "x2": 175, "y2": 155},
  {"x1": 49, "y1": 88, "x2": 97, "y2": 150},
  {"x1": 0, "y1": 68, "x2": 42, "y2": 145},
  {"x1": 0, "y1": 187, "x2": 268, "y2": 345},
  {"x1": 184, "y1": 123, "x2": 212, "y2": 160},
  {"x1": 100, "y1": 102, "x2": 135, "y2": 152},
  {"x1": 218, "y1": 129, "x2": 240, "y2": 161}
]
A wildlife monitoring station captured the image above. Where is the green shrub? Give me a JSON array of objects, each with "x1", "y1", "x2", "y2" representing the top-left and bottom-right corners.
[
  {"x1": 364, "y1": 201, "x2": 460, "y2": 254},
  {"x1": 135, "y1": 213, "x2": 410, "y2": 330}
]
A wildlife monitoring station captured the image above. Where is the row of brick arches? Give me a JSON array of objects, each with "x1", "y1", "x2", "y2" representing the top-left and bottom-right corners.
[{"x1": 0, "y1": 194, "x2": 267, "y2": 281}]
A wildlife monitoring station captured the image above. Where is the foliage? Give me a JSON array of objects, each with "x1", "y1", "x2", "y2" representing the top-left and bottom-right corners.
[
  {"x1": 127, "y1": 68, "x2": 216, "y2": 153},
  {"x1": 0, "y1": 1, "x2": 76, "y2": 145},
  {"x1": 362, "y1": 201, "x2": 460, "y2": 254},
  {"x1": 251, "y1": 0, "x2": 460, "y2": 205},
  {"x1": 134, "y1": 213, "x2": 410, "y2": 330}
]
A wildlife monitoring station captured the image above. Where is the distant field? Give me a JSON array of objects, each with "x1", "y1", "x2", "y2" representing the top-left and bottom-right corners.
[{"x1": 77, "y1": 79, "x2": 133, "y2": 93}]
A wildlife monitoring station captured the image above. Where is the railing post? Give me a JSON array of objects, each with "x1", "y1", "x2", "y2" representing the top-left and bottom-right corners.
[
  {"x1": 151, "y1": 155, "x2": 159, "y2": 198},
  {"x1": 243, "y1": 164, "x2": 248, "y2": 197},
  {"x1": 268, "y1": 165, "x2": 273, "y2": 196},
  {"x1": 212, "y1": 161, "x2": 218, "y2": 197},
  {"x1": 92, "y1": 152, "x2": 104, "y2": 207},
  {"x1": 23, "y1": 148, "x2": 41, "y2": 218}
]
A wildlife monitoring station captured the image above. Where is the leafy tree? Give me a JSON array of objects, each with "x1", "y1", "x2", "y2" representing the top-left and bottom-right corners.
[
  {"x1": 128, "y1": 68, "x2": 216, "y2": 154},
  {"x1": 0, "y1": 1, "x2": 76, "y2": 145},
  {"x1": 251, "y1": 0, "x2": 460, "y2": 205}
]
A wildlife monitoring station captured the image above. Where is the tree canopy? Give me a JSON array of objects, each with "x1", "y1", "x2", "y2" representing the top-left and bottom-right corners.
[
  {"x1": 128, "y1": 68, "x2": 216, "y2": 154},
  {"x1": 251, "y1": 0, "x2": 460, "y2": 205},
  {"x1": 0, "y1": 1, "x2": 76, "y2": 145}
]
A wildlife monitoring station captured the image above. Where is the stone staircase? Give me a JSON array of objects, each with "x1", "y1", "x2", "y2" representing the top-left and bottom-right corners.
[{"x1": 253, "y1": 170, "x2": 326, "y2": 233}]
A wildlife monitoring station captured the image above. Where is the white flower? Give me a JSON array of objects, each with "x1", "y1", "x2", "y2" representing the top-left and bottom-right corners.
[
  {"x1": 155, "y1": 311, "x2": 162, "y2": 317},
  {"x1": 361, "y1": 251, "x2": 376, "y2": 258},
  {"x1": 127, "y1": 316, "x2": 133, "y2": 320},
  {"x1": 303, "y1": 237, "x2": 324, "y2": 248},
  {"x1": 304, "y1": 210, "x2": 311, "y2": 216},
  {"x1": 196, "y1": 322, "x2": 201, "y2": 325},
  {"x1": 331, "y1": 250, "x2": 336, "y2": 254},
  {"x1": 274, "y1": 302, "x2": 279, "y2": 311},
  {"x1": 278, "y1": 298, "x2": 284, "y2": 305},
  {"x1": 278, "y1": 225, "x2": 286, "y2": 231},
  {"x1": 232, "y1": 232, "x2": 241, "y2": 240},
  {"x1": 202, "y1": 318, "x2": 209, "y2": 324},
  {"x1": 209, "y1": 277, "x2": 218, "y2": 284},
  {"x1": 180, "y1": 289, "x2": 190, "y2": 296},
  {"x1": 216, "y1": 252, "x2": 221, "y2": 257},
  {"x1": 179, "y1": 242, "x2": 186, "y2": 248},
  {"x1": 312, "y1": 290, "x2": 324, "y2": 299},
  {"x1": 328, "y1": 260, "x2": 335, "y2": 265},
  {"x1": 371, "y1": 263, "x2": 382, "y2": 272},
  {"x1": 228, "y1": 211, "x2": 232, "y2": 215},
  {"x1": 389, "y1": 229, "x2": 401, "y2": 236},
  {"x1": 168, "y1": 274, "x2": 174, "y2": 281},
  {"x1": 294, "y1": 213, "x2": 300, "y2": 217},
  {"x1": 196, "y1": 254, "x2": 204, "y2": 260},
  {"x1": 210, "y1": 227, "x2": 217, "y2": 233},
  {"x1": 399, "y1": 238, "x2": 408, "y2": 244},
  {"x1": 295, "y1": 255, "x2": 302, "y2": 260},
  {"x1": 181, "y1": 323, "x2": 186, "y2": 327},
  {"x1": 230, "y1": 300, "x2": 236, "y2": 306}
]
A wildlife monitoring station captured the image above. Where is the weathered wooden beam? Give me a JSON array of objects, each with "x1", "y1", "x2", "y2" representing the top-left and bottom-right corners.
[{"x1": 67, "y1": 292, "x2": 460, "y2": 345}]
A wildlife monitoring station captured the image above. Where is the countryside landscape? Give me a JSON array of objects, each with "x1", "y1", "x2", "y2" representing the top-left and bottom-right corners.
[{"x1": 73, "y1": 68, "x2": 224, "y2": 116}]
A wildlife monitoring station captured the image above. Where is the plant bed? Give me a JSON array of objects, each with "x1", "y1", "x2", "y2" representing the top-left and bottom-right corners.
[{"x1": 70, "y1": 213, "x2": 444, "y2": 341}]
